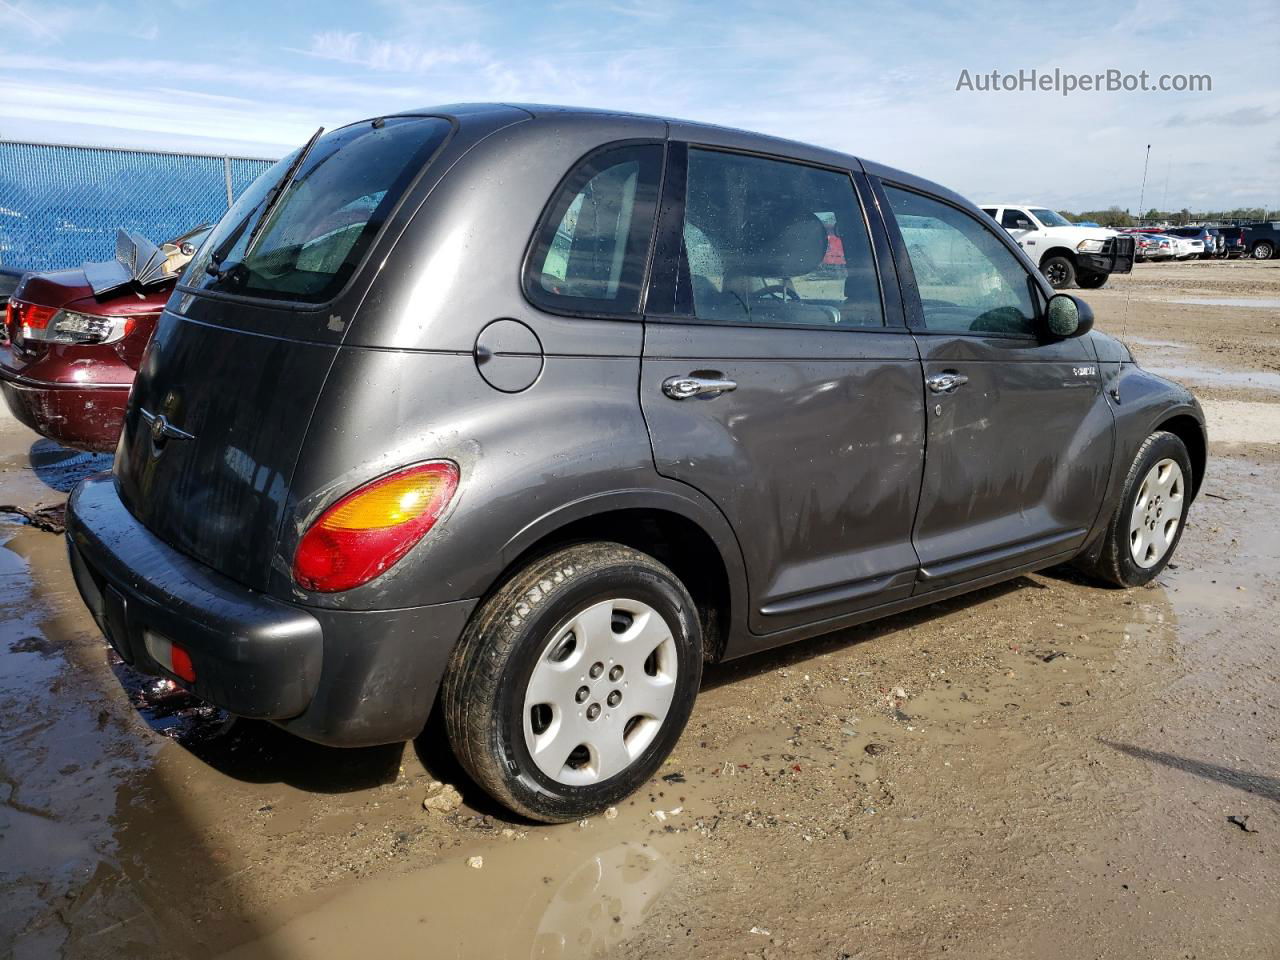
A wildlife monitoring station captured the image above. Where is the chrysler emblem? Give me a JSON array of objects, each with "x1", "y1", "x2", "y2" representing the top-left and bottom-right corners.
[{"x1": 139, "y1": 407, "x2": 195, "y2": 448}]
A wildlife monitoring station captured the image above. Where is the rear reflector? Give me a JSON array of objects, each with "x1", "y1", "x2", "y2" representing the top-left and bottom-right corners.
[
  {"x1": 144, "y1": 631, "x2": 197, "y2": 684},
  {"x1": 293, "y1": 461, "x2": 460, "y2": 593}
]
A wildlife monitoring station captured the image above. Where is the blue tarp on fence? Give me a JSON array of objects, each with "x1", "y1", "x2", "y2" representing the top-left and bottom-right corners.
[{"x1": 0, "y1": 141, "x2": 276, "y2": 273}]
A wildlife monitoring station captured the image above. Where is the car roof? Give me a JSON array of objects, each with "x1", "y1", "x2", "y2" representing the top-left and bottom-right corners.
[{"x1": 391, "y1": 102, "x2": 972, "y2": 213}]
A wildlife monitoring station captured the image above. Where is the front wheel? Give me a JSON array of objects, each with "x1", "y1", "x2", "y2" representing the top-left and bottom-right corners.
[
  {"x1": 1076, "y1": 271, "x2": 1109, "y2": 289},
  {"x1": 1076, "y1": 430, "x2": 1192, "y2": 587},
  {"x1": 1041, "y1": 255, "x2": 1076, "y2": 289},
  {"x1": 442, "y1": 542, "x2": 703, "y2": 822}
]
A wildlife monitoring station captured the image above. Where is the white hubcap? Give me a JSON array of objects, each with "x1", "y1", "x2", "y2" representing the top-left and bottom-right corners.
[
  {"x1": 523, "y1": 598, "x2": 678, "y2": 786},
  {"x1": 1129, "y1": 458, "x2": 1184, "y2": 568}
]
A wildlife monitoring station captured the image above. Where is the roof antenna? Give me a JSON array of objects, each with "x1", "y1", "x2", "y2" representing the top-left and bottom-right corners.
[{"x1": 1121, "y1": 143, "x2": 1151, "y2": 343}]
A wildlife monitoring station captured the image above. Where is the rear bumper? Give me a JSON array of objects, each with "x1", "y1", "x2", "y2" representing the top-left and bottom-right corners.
[
  {"x1": 0, "y1": 348, "x2": 129, "y2": 452},
  {"x1": 66, "y1": 474, "x2": 476, "y2": 746}
]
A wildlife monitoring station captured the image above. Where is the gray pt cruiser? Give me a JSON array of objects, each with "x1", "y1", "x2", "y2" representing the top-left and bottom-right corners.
[{"x1": 66, "y1": 104, "x2": 1205, "y2": 821}]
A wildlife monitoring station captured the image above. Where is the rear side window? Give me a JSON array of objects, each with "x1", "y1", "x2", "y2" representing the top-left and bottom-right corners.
[
  {"x1": 187, "y1": 116, "x2": 451, "y2": 304},
  {"x1": 524, "y1": 143, "x2": 664, "y2": 316},
  {"x1": 884, "y1": 186, "x2": 1036, "y2": 336},
  {"x1": 673, "y1": 149, "x2": 883, "y2": 327}
]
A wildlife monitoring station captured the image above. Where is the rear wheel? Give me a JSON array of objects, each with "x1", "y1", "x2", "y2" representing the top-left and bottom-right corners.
[
  {"x1": 1253, "y1": 241, "x2": 1274, "y2": 260},
  {"x1": 1041, "y1": 255, "x2": 1076, "y2": 289},
  {"x1": 1076, "y1": 271, "x2": 1108, "y2": 289},
  {"x1": 1076, "y1": 431, "x2": 1192, "y2": 587},
  {"x1": 442, "y1": 542, "x2": 702, "y2": 822}
]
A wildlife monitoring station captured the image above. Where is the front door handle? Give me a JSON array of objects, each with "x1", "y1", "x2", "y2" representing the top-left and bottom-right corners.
[
  {"x1": 662, "y1": 375, "x2": 738, "y2": 400},
  {"x1": 925, "y1": 371, "x2": 969, "y2": 394}
]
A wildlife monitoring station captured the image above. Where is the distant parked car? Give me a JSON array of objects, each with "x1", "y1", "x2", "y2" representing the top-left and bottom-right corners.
[
  {"x1": 1133, "y1": 234, "x2": 1174, "y2": 262},
  {"x1": 1074, "y1": 220, "x2": 1101, "y2": 227},
  {"x1": 1212, "y1": 226, "x2": 1247, "y2": 258},
  {"x1": 1164, "y1": 234, "x2": 1203, "y2": 260},
  {"x1": 1, "y1": 224, "x2": 210, "y2": 451},
  {"x1": 1241, "y1": 222, "x2": 1280, "y2": 260},
  {"x1": 1165, "y1": 226, "x2": 1219, "y2": 260}
]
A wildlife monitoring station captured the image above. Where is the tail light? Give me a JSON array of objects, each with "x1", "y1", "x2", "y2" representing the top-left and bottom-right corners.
[
  {"x1": 7, "y1": 298, "x2": 135, "y2": 345},
  {"x1": 293, "y1": 461, "x2": 459, "y2": 592}
]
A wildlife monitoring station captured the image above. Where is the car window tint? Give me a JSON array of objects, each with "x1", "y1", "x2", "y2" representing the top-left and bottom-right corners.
[
  {"x1": 525, "y1": 143, "x2": 663, "y2": 315},
  {"x1": 884, "y1": 186, "x2": 1036, "y2": 336},
  {"x1": 980, "y1": 208, "x2": 997, "y2": 219},
  {"x1": 188, "y1": 117, "x2": 452, "y2": 304},
  {"x1": 673, "y1": 149, "x2": 883, "y2": 327},
  {"x1": 1000, "y1": 209, "x2": 1030, "y2": 228}
]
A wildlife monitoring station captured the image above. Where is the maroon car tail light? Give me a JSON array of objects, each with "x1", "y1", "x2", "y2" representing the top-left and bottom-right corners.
[
  {"x1": 6, "y1": 299, "x2": 58, "y2": 339},
  {"x1": 9, "y1": 300, "x2": 134, "y2": 346},
  {"x1": 293, "y1": 461, "x2": 460, "y2": 593}
]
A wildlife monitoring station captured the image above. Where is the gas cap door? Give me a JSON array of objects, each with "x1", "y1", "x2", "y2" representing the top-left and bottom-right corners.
[{"x1": 474, "y1": 318, "x2": 544, "y2": 393}]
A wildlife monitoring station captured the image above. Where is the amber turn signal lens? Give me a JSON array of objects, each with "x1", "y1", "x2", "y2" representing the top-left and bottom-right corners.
[{"x1": 292, "y1": 461, "x2": 459, "y2": 592}]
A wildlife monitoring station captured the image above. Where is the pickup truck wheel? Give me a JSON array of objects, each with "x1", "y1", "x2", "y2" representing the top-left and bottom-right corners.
[
  {"x1": 1076, "y1": 271, "x2": 1108, "y2": 289},
  {"x1": 1075, "y1": 431, "x2": 1192, "y2": 588},
  {"x1": 442, "y1": 542, "x2": 702, "y2": 823},
  {"x1": 1041, "y1": 255, "x2": 1075, "y2": 289},
  {"x1": 1253, "y1": 241, "x2": 1274, "y2": 260}
]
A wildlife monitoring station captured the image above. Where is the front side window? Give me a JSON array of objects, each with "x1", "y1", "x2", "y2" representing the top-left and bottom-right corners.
[
  {"x1": 673, "y1": 149, "x2": 883, "y2": 327},
  {"x1": 884, "y1": 186, "x2": 1037, "y2": 336},
  {"x1": 187, "y1": 116, "x2": 452, "y2": 304},
  {"x1": 525, "y1": 143, "x2": 663, "y2": 315},
  {"x1": 1001, "y1": 208, "x2": 1032, "y2": 229}
]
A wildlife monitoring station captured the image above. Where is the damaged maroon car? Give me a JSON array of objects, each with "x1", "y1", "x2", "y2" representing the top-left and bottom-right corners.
[{"x1": 0, "y1": 225, "x2": 209, "y2": 452}]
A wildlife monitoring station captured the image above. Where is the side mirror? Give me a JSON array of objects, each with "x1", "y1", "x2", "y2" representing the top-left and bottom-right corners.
[
  {"x1": 1015, "y1": 219, "x2": 1032, "y2": 229},
  {"x1": 1044, "y1": 293, "x2": 1094, "y2": 339}
]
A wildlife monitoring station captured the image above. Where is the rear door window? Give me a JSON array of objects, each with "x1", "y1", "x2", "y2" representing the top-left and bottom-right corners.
[
  {"x1": 187, "y1": 116, "x2": 452, "y2": 304},
  {"x1": 524, "y1": 143, "x2": 664, "y2": 316},
  {"x1": 673, "y1": 148, "x2": 883, "y2": 327}
]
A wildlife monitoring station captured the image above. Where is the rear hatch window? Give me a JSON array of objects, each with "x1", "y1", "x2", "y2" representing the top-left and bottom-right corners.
[
  {"x1": 186, "y1": 116, "x2": 452, "y2": 304},
  {"x1": 114, "y1": 116, "x2": 452, "y2": 591}
]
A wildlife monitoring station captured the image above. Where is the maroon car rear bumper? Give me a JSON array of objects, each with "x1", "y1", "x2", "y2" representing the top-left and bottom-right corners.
[{"x1": 0, "y1": 355, "x2": 129, "y2": 452}]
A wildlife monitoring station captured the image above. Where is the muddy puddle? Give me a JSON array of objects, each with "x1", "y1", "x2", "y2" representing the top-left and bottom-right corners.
[{"x1": 222, "y1": 818, "x2": 678, "y2": 960}]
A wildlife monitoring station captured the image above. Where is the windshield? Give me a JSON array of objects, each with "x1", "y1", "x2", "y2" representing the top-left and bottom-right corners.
[
  {"x1": 185, "y1": 116, "x2": 452, "y2": 304},
  {"x1": 1030, "y1": 208, "x2": 1072, "y2": 228}
]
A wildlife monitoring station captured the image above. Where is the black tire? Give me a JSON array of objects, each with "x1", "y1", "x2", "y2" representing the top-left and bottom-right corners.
[
  {"x1": 1075, "y1": 431, "x2": 1192, "y2": 588},
  {"x1": 1041, "y1": 255, "x2": 1076, "y2": 289},
  {"x1": 442, "y1": 542, "x2": 703, "y2": 822},
  {"x1": 1076, "y1": 271, "x2": 1108, "y2": 289},
  {"x1": 1253, "y1": 241, "x2": 1274, "y2": 260}
]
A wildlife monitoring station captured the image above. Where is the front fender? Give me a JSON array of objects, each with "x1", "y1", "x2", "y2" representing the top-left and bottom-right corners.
[{"x1": 1081, "y1": 363, "x2": 1205, "y2": 560}]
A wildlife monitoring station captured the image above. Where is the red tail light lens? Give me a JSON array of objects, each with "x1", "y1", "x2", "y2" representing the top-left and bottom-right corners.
[
  {"x1": 293, "y1": 461, "x2": 459, "y2": 592},
  {"x1": 7, "y1": 299, "x2": 58, "y2": 333}
]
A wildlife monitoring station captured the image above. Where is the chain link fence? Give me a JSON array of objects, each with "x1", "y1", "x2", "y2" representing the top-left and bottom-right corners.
[{"x1": 0, "y1": 141, "x2": 277, "y2": 273}]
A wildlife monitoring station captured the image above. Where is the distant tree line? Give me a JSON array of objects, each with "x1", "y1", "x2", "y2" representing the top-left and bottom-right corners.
[{"x1": 1056, "y1": 205, "x2": 1280, "y2": 227}]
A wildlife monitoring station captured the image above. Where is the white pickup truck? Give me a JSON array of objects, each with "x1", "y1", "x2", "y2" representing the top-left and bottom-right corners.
[{"x1": 980, "y1": 204, "x2": 1136, "y2": 290}]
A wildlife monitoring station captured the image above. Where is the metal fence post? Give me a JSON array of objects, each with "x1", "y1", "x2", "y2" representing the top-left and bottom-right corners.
[{"x1": 223, "y1": 156, "x2": 234, "y2": 209}]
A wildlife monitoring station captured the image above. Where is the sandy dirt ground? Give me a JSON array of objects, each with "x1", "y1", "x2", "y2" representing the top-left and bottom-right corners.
[{"x1": 1, "y1": 260, "x2": 1277, "y2": 960}]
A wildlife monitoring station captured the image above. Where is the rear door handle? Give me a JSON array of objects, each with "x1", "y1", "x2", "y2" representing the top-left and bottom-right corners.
[
  {"x1": 662, "y1": 375, "x2": 738, "y2": 400},
  {"x1": 925, "y1": 372, "x2": 969, "y2": 394}
]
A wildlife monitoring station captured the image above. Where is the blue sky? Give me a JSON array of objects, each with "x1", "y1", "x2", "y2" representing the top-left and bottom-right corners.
[{"x1": 1, "y1": 0, "x2": 1277, "y2": 211}]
